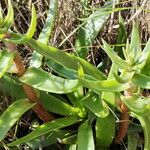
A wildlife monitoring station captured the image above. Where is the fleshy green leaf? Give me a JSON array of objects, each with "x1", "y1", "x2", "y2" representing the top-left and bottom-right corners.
[
  {"x1": 130, "y1": 22, "x2": 141, "y2": 61},
  {"x1": 38, "y1": 0, "x2": 58, "y2": 44},
  {"x1": 101, "y1": 63, "x2": 117, "y2": 106},
  {"x1": 20, "y1": 67, "x2": 80, "y2": 94},
  {"x1": 2, "y1": 0, "x2": 14, "y2": 29},
  {"x1": 78, "y1": 77, "x2": 131, "y2": 93},
  {"x1": 26, "y1": 130, "x2": 70, "y2": 149},
  {"x1": 47, "y1": 60, "x2": 78, "y2": 79},
  {"x1": 132, "y1": 73, "x2": 150, "y2": 89},
  {"x1": 121, "y1": 94, "x2": 150, "y2": 115},
  {"x1": 30, "y1": 0, "x2": 58, "y2": 68},
  {"x1": 75, "y1": 1, "x2": 112, "y2": 58},
  {"x1": 5, "y1": 4, "x2": 36, "y2": 44},
  {"x1": 8, "y1": 116, "x2": 81, "y2": 146},
  {"x1": 102, "y1": 39, "x2": 128, "y2": 69},
  {"x1": 131, "y1": 114, "x2": 150, "y2": 150},
  {"x1": 5, "y1": 33, "x2": 105, "y2": 80},
  {"x1": 138, "y1": 38, "x2": 150, "y2": 64},
  {"x1": 28, "y1": 38, "x2": 106, "y2": 80},
  {"x1": 47, "y1": 60, "x2": 96, "y2": 81},
  {"x1": 39, "y1": 91, "x2": 78, "y2": 116},
  {"x1": 96, "y1": 112, "x2": 115, "y2": 148},
  {"x1": 115, "y1": 13, "x2": 127, "y2": 58},
  {"x1": 77, "y1": 121, "x2": 95, "y2": 150},
  {"x1": 0, "y1": 99, "x2": 35, "y2": 141},
  {"x1": 67, "y1": 88, "x2": 86, "y2": 118},
  {"x1": 0, "y1": 50, "x2": 14, "y2": 78},
  {"x1": 81, "y1": 92, "x2": 109, "y2": 118}
]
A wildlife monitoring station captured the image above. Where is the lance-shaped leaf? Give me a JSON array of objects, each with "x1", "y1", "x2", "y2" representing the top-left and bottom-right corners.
[
  {"x1": 5, "y1": 32, "x2": 105, "y2": 80},
  {"x1": 3, "y1": 0, "x2": 14, "y2": 27},
  {"x1": 81, "y1": 92, "x2": 109, "y2": 118},
  {"x1": 141, "y1": 39, "x2": 150, "y2": 75},
  {"x1": 0, "y1": 50, "x2": 14, "y2": 78},
  {"x1": 20, "y1": 67, "x2": 80, "y2": 94},
  {"x1": 78, "y1": 77, "x2": 130, "y2": 93},
  {"x1": 30, "y1": 0, "x2": 58, "y2": 68},
  {"x1": 0, "y1": 0, "x2": 14, "y2": 34},
  {"x1": 38, "y1": 0, "x2": 58, "y2": 44},
  {"x1": 26, "y1": 130, "x2": 71, "y2": 149},
  {"x1": 115, "y1": 13, "x2": 127, "y2": 58},
  {"x1": 100, "y1": 64, "x2": 116, "y2": 148},
  {"x1": 96, "y1": 112, "x2": 115, "y2": 148},
  {"x1": 102, "y1": 39, "x2": 129, "y2": 69},
  {"x1": 75, "y1": 1, "x2": 112, "y2": 58},
  {"x1": 8, "y1": 116, "x2": 81, "y2": 146},
  {"x1": 0, "y1": 99, "x2": 35, "y2": 141},
  {"x1": 27, "y1": 38, "x2": 106, "y2": 80},
  {"x1": 77, "y1": 121, "x2": 95, "y2": 150},
  {"x1": 131, "y1": 114, "x2": 150, "y2": 150},
  {"x1": 77, "y1": 63, "x2": 128, "y2": 93},
  {"x1": 132, "y1": 73, "x2": 150, "y2": 89},
  {"x1": 121, "y1": 94, "x2": 150, "y2": 115},
  {"x1": 138, "y1": 38, "x2": 150, "y2": 64},
  {"x1": 47, "y1": 60, "x2": 97, "y2": 81},
  {"x1": 39, "y1": 91, "x2": 78, "y2": 116},
  {"x1": 130, "y1": 22, "x2": 141, "y2": 61},
  {"x1": 101, "y1": 63, "x2": 117, "y2": 106},
  {"x1": 5, "y1": 5, "x2": 36, "y2": 44}
]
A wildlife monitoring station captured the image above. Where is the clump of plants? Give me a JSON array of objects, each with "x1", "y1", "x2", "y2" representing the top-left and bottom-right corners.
[{"x1": 0, "y1": 0, "x2": 150, "y2": 149}]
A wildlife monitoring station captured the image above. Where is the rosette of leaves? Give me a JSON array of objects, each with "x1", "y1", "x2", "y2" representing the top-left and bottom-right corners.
[{"x1": 0, "y1": 0, "x2": 116, "y2": 149}]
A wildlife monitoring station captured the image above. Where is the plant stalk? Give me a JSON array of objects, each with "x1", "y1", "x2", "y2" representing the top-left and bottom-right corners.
[
  {"x1": 5, "y1": 33, "x2": 54, "y2": 122},
  {"x1": 114, "y1": 90, "x2": 131, "y2": 143}
]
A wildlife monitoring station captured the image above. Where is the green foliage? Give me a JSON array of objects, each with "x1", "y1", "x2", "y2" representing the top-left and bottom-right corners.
[
  {"x1": 0, "y1": 99, "x2": 35, "y2": 141},
  {"x1": 20, "y1": 67, "x2": 81, "y2": 94},
  {"x1": 77, "y1": 121, "x2": 95, "y2": 150},
  {"x1": 8, "y1": 116, "x2": 81, "y2": 146},
  {"x1": 0, "y1": 50, "x2": 14, "y2": 78},
  {"x1": 0, "y1": 0, "x2": 150, "y2": 150}
]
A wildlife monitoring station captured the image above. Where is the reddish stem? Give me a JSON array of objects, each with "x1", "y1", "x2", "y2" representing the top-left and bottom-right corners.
[
  {"x1": 114, "y1": 90, "x2": 131, "y2": 144},
  {"x1": 5, "y1": 34, "x2": 54, "y2": 122}
]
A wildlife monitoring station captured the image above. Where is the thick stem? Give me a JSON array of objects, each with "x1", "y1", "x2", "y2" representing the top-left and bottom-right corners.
[
  {"x1": 5, "y1": 34, "x2": 54, "y2": 122},
  {"x1": 114, "y1": 90, "x2": 131, "y2": 144}
]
